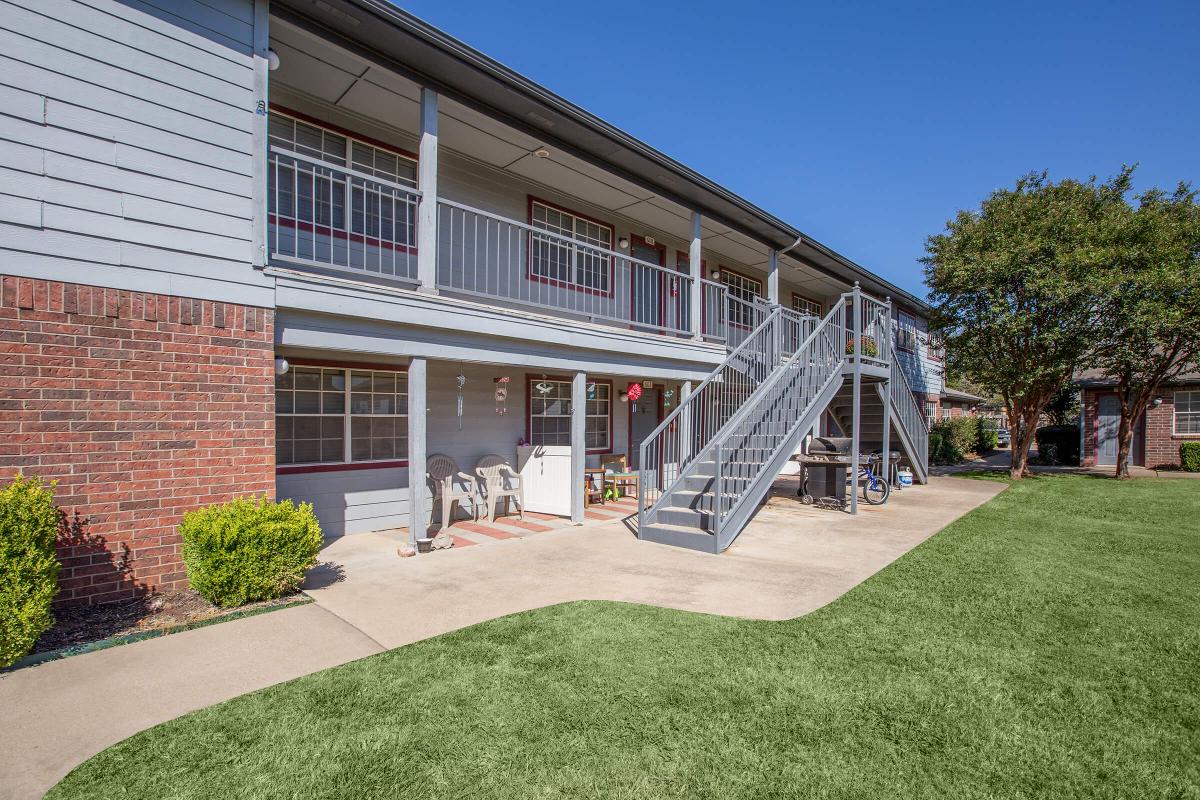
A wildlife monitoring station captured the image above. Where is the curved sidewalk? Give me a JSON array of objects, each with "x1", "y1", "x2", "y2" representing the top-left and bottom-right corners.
[{"x1": 0, "y1": 476, "x2": 1003, "y2": 800}]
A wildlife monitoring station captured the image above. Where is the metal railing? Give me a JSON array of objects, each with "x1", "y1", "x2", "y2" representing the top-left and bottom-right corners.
[
  {"x1": 726, "y1": 295, "x2": 770, "y2": 350},
  {"x1": 708, "y1": 300, "x2": 848, "y2": 548},
  {"x1": 638, "y1": 307, "x2": 789, "y2": 524},
  {"x1": 700, "y1": 279, "x2": 728, "y2": 342},
  {"x1": 847, "y1": 293, "x2": 890, "y2": 363},
  {"x1": 436, "y1": 198, "x2": 700, "y2": 337},
  {"x1": 267, "y1": 147, "x2": 421, "y2": 282},
  {"x1": 889, "y1": 348, "x2": 929, "y2": 478}
]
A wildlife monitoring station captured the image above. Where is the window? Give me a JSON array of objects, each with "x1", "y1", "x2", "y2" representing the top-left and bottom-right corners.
[
  {"x1": 896, "y1": 311, "x2": 919, "y2": 353},
  {"x1": 267, "y1": 110, "x2": 418, "y2": 270},
  {"x1": 1176, "y1": 391, "x2": 1200, "y2": 435},
  {"x1": 276, "y1": 365, "x2": 408, "y2": 468},
  {"x1": 528, "y1": 377, "x2": 611, "y2": 451},
  {"x1": 720, "y1": 268, "x2": 762, "y2": 328},
  {"x1": 529, "y1": 199, "x2": 614, "y2": 294},
  {"x1": 925, "y1": 401, "x2": 937, "y2": 427},
  {"x1": 791, "y1": 294, "x2": 822, "y2": 317},
  {"x1": 927, "y1": 332, "x2": 946, "y2": 362}
]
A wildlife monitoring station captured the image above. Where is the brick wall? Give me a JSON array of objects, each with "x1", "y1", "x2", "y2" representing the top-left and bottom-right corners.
[
  {"x1": 1081, "y1": 386, "x2": 1199, "y2": 469},
  {"x1": 0, "y1": 276, "x2": 275, "y2": 606}
]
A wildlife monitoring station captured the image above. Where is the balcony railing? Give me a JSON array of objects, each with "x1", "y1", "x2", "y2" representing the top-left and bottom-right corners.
[
  {"x1": 266, "y1": 146, "x2": 828, "y2": 349},
  {"x1": 268, "y1": 147, "x2": 421, "y2": 282},
  {"x1": 436, "y1": 198, "x2": 699, "y2": 338}
]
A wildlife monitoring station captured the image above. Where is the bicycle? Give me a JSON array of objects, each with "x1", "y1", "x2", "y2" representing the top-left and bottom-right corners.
[{"x1": 798, "y1": 452, "x2": 890, "y2": 507}]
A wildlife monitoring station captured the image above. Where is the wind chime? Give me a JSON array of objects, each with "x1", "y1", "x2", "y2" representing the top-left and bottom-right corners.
[
  {"x1": 494, "y1": 376, "x2": 511, "y2": 415},
  {"x1": 455, "y1": 365, "x2": 467, "y2": 430}
]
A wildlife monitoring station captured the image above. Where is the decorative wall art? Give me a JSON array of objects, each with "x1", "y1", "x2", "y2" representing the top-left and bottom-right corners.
[{"x1": 455, "y1": 369, "x2": 467, "y2": 430}]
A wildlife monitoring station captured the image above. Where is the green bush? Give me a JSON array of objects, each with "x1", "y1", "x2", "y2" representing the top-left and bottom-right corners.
[
  {"x1": 928, "y1": 432, "x2": 964, "y2": 465},
  {"x1": 180, "y1": 497, "x2": 322, "y2": 608},
  {"x1": 1035, "y1": 425, "x2": 1080, "y2": 466},
  {"x1": 1181, "y1": 442, "x2": 1200, "y2": 472},
  {"x1": 1, "y1": 475, "x2": 61, "y2": 668},
  {"x1": 931, "y1": 416, "x2": 979, "y2": 460},
  {"x1": 976, "y1": 424, "x2": 999, "y2": 453}
]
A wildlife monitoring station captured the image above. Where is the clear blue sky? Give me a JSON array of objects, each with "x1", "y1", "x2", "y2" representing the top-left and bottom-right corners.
[{"x1": 399, "y1": 0, "x2": 1199, "y2": 299}]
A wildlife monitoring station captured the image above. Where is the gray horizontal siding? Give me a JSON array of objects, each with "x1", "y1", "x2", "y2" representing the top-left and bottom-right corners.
[{"x1": 0, "y1": 0, "x2": 269, "y2": 305}]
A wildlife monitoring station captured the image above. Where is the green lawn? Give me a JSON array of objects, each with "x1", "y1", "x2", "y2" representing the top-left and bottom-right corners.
[{"x1": 50, "y1": 476, "x2": 1199, "y2": 799}]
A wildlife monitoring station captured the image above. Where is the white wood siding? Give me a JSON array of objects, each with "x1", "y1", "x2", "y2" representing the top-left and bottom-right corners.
[{"x1": 0, "y1": 0, "x2": 272, "y2": 306}]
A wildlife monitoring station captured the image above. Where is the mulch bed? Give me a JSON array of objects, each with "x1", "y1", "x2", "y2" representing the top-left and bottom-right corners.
[{"x1": 33, "y1": 589, "x2": 304, "y2": 656}]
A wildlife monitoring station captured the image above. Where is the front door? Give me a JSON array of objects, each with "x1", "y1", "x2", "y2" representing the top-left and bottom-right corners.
[
  {"x1": 1096, "y1": 394, "x2": 1119, "y2": 465},
  {"x1": 630, "y1": 236, "x2": 665, "y2": 330},
  {"x1": 629, "y1": 387, "x2": 661, "y2": 470}
]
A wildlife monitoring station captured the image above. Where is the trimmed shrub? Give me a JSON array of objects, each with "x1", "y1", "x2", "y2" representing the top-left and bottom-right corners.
[
  {"x1": 1181, "y1": 442, "x2": 1200, "y2": 472},
  {"x1": 180, "y1": 497, "x2": 322, "y2": 608},
  {"x1": 1, "y1": 475, "x2": 61, "y2": 668},
  {"x1": 1035, "y1": 425, "x2": 1080, "y2": 466},
  {"x1": 928, "y1": 432, "x2": 964, "y2": 465},
  {"x1": 931, "y1": 416, "x2": 979, "y2": 460},
  {"x1": 976, "y1": 423, "x2": 999, "y2": 454}
]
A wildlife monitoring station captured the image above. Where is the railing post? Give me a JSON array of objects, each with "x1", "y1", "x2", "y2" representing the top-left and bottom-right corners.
[
  {"x1": 850, "y1": 283, "x2": 862, "y2": 515},
  {"x1": 713, "y1": 441, "x2": 722, "y2": 552},
  {"x1": 689, "y1": 211, "x2": 703, "y2": 340},
  {"x1": 416, "y1": 87, "x2": 439, "y2": 293}
]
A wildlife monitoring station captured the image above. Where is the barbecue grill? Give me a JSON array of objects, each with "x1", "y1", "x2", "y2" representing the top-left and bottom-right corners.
[{"x1": 791, "y1": 437, "x2": 901, "y2": 508}]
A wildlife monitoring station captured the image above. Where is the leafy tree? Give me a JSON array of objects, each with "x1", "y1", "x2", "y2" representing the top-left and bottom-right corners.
[
  {"x1": 924, "y1": 170, "x2": 1129, "y2": 479},
  {"x1": 1043, "y1": 387, "x2": 1081, "y2": 427},
  {"x1": 1091, "y1": 183, "x2": 1200, "y2": 478}
]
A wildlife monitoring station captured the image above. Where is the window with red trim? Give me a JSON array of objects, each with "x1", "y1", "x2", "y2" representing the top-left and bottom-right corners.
[
  {"x1": 720, "y1": 268, "x2": 762, "y2": 328},
  {"x1": 267, "y1": 111, "x2": 419, "y2": 267},
  {"x1": 896, "y1": 310, "x2": 919, "y2": 353},
  {"x1": 791, "y1": 293, "x2": 822, "y2": 317},
  {"x1": 527, "y1": 377, "x2": 611, "y2": 451},
  {"x1": 276, "y1": 365, "x2": 408, "y2": 468},
  {"x1": 529, "y1": 199, "x2": 614, "y2": 294}
]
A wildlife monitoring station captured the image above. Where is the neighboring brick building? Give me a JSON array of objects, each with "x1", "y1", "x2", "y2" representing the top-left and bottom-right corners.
[
  {"x1": 0, "y1": 277, "x2": 275, "y2": 606},
  {"x1": 1077, "y1": 371, "x2": 1200, "y2": 469}
]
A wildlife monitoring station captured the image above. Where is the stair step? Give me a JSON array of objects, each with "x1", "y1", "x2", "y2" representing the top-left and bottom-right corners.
[
  {"x1": 657, "y1": 506, "x2": 714, "y2": 530},
  {"x1": 638, "y1": 522, "x2": 716, "y2": 552}
]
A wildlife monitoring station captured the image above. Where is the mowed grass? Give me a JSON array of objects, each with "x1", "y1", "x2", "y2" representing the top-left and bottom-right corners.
[{"x1": 49, "y1": 476, "x2": 1199, "y2": 799}]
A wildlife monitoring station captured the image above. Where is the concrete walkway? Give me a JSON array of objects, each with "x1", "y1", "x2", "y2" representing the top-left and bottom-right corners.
[
  {"x1": 933, "y1": 448, "x2": 1200, "y2": 478},
  {"x1": 0, "y1": 476, "x2": 1003, "y2": 800}
]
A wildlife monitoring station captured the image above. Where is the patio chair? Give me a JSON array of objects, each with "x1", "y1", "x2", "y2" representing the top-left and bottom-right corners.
[
  {"x1": 428, "y1": 453, "x2": 478, "y2": 531},
  {"x1": 475, "y1": 454, "x2": 524, "y2": 523},
  {"x1": 600, "y1": 454, "x2": 638, "y2": 500}
]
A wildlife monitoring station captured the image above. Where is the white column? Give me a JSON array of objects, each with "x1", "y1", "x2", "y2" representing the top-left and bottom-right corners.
[
  {"x1": 570, "y1": 371, "x2": 587, "y2": 524},
  {"x1": 416, "y1": 88, "x2": 438, "y2": 293},
  {"x1": 407, "y1": 357, "x2": 428, "y2": 543},
  {"x1": 689, "y1": 211, "x2": 703, "y2": 340},
  {"x1": 767, "y1": 249, "x2": 779, "y2": 305}
]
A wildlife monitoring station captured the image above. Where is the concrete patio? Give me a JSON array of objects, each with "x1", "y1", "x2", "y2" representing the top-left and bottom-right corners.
[{"x1": 0, "y1": 476, "x2": 1004, "y2": 800}]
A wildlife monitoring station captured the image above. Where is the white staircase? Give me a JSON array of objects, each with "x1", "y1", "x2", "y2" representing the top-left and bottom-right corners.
[{"x1": 637, "y1": 287, "x2": 928, "y2": 552}]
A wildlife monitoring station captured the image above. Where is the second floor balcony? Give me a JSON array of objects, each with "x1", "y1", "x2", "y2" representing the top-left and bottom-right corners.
[{"x1": 268, "y1": 145, "x2": 757, "y2": 347}]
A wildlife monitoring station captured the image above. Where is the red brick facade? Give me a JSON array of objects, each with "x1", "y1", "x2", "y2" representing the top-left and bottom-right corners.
[
  {"x1": 1081, "y1": 387, "x2": 1200, "y2": 469},
  {"x1": 0, "y1": 276, "x2": 275, "y2": 606}
]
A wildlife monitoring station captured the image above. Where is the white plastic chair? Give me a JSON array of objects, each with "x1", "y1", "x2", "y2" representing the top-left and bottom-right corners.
[
  {"x1": 475, "y1": 454, "x2": 524, "y2": 523},
  {"x1": 428, "y1": 453, "x2": 478, "y2": 528}
]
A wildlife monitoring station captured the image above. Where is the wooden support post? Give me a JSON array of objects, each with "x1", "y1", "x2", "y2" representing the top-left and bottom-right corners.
[
  {"x1": 767, "y1": 250, "x2": 779, "y2": 305},
  {"x1": 689, "y1": 211, "x2": 703, "y2": 340},
  {"x1": 570, "y1": 371, "x2": 586, "y2": 524},
  {"x1": 416, "y1": 88, "x2": 438, "y2": 293},
  {"x1": 407, "y1": 356, "x2": 428, "y2": 543}
]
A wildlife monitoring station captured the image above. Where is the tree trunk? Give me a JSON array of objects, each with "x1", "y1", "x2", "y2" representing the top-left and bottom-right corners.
[
  {"x1": 1115, "y1": 384, "x2": 1149, "y2": 480},
  {"x1": 1010, "y1": 417, "x2": 1037, "y2": 480},
  {"x1": 1114, "y1": 413, "x2": 1134, "y2": 479}
]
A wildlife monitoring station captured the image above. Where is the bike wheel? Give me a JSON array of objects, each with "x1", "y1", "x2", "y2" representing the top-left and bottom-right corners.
[{"x1": 862, "y1": 477, "x2": 890, "y2": 505}]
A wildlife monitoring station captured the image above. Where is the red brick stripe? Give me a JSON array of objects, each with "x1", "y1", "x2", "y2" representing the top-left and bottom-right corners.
[
  {"x1": 491, "y1": 517, "x2": 554, "y2": 533},
  {"x1": 456, "y1": 522, "x2": 519, "y2": 540}
]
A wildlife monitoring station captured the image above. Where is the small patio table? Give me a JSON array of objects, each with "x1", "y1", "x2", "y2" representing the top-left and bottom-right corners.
[{"x1": 605, "y1": 471, "x2": 639, "y2": 500}]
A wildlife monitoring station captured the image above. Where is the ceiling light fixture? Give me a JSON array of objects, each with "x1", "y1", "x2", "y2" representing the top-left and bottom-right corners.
[
  {"x1": 533, "y1": 147, "x2": 551, "y2": 158},
  {"x1": 267, "y1": 48, "x2": 280, "y2": 71}
]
